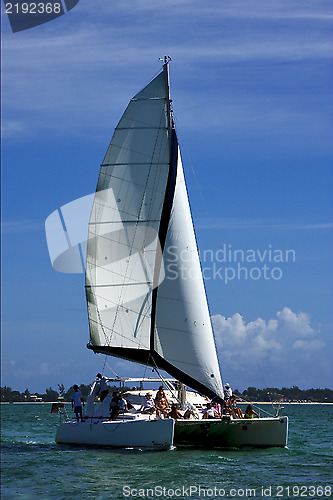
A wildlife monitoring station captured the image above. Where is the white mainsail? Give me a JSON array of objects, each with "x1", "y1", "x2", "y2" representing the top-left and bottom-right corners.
[{"x1": 85, "y1": 61, "x2": 224, "y2": 400}]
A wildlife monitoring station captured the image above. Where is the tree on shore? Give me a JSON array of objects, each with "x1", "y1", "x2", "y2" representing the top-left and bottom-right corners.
[
  {"x1": 240, "y1": 386, "x2": 333, "y2": 402},
  {"x1": 1, "y1": 385, "x2": 332, "y2": 403},
  {"x1": 57, "y1": 384, "x2": 65, "y2": 398}
]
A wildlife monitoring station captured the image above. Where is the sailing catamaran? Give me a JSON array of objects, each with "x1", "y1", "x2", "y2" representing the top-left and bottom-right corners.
[{"x1": 55, "y1": 58, "x2": 288, "y2": 449}]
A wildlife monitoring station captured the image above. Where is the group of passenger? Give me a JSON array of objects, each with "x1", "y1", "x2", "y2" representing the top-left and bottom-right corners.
[
  {"x1": 106, "y1": 385, "x2": 184, "y2": 421},
  {"x1": 71, "y1": 376, "x2": 259, "y2": 422},
  {"x1": 201, "y1": 397, "x2": 258, "y2": 420},
  {"x1": 106, "y1": 385, "x2": 194, "y2": 420},
  {"x1": 138, "y1": 383, "x2": 259, "y2": 420},
  {"x1": 140, "y1": 386, "x2": 186, "y2": 419},
  {"x1": 201, "y1": 383, "x2": 259, "y2": 420}
]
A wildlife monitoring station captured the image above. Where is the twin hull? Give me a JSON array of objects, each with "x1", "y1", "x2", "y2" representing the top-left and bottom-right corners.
[
  {"x1": 175, "y1": 416, "x2": 288, "y2": 448},
  {"x1": 55, "y1": 417, "x2": 174, "y2": 450},
  {"x1": 55, "y1": 415, "x2": 288, "y2": 449}
]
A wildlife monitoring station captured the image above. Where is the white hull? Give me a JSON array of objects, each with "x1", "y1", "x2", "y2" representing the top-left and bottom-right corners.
[
  {"x1": 55, "y1": 381, "x2": 288, "y2": 450},
  {"x1": 55, "y1": 416, "x2": 174, "y2": 450},
  {"x1": 174, "y1": 416, "x2": 288, "y2": 448}
]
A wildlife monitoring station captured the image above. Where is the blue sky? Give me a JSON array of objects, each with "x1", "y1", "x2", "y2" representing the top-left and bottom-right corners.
[{"x1": 2, "y1": 0, "x2": 332, "y2": 393}]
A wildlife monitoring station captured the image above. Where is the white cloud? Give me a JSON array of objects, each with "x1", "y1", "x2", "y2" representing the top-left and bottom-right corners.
[
  {"x1": 275, "y1": 307, "x2": 315, "y2": 338},
  {"x1": 212, "y1": 307, "x2": 329, "y2": 390}
]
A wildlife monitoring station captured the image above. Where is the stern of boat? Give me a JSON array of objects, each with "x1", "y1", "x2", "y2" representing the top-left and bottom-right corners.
[{"x1": 174, "y1": 415, "x2": 288, "y2": 448}]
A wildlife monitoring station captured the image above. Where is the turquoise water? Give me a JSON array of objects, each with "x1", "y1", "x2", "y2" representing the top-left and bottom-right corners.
[{"x1": 1, "y1": 403, "x2": 332, "y2": 499}]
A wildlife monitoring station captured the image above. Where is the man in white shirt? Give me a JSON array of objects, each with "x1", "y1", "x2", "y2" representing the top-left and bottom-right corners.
[
  {"x1": 71, "y1": 385, "x2": 84, "y2": 422},
  {"x1": 224, "y1": 383, "x2": 232, "y2": 400},
  {"x1": 140, "y1": 393, "x2": 155, "y2": 414},
  {"x1": 202, "y1": 403, "x2": 220, "y2": 419},
  {"x1": 96, "y1": 373, "x2": 109, "y2": 402}
]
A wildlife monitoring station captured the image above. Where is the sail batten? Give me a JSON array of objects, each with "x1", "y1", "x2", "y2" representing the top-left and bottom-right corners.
[
  {"x1": 131, "y1": 97, "x2": 167, "y2": 101},
  {"x1": 89, "y1": 221, "x2": 160, "y2": 225},
  {"x1": 101, "y1": 163, "x2": 169, "y2": 167},
  {"x1": 87, "y1": 283, "x2": 153, "y2": 287},
  {"x1": 86, "y1": 64, "x2": 224, "y2": 400},
  {"x1": 116, "y1": 127, "x2": 168, "y2": 131}
]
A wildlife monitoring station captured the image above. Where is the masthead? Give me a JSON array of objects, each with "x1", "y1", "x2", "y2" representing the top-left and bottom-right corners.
[{"x1": 159, "y1": 56, "x2": 172, "y2": 66}]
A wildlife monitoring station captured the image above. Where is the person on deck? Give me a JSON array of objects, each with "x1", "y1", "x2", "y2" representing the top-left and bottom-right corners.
[
  {"x1": 183, "y1": 408, "x2": 198, "y2": 419},
  {"x1": 244, "y1": 404, "x2": 259, "y2": 419},
  {"x1": 109, "y1": 391, "x2": 120, "y2": 420},
  {"x1": 117, "y1": 394, "x2": 128, "y2": 414},
  {"x1": 210, "y1": 397, "x2": 222, "y2": 415},
  {"x1": 230, "y1": 395, "x2": 243, "y2": 419},
  {"x1": 224, "y1": 383, "x2": 232, "y2": 400},
  {"x1": 168, "y1": 404, "x2": 183, "y2": 419},
  {"x1": 96, "y1": 373, "x2": 109, "y2": 402},
  {"x1": 154, "y1": 386, "x2": 170, "y2": 418},
  {"x1": 140, "y1": 393, "x2": 155, "y2": 414},
  {"x1": 71, "y1": 385, "x2": 84, "y2": 422},
  {"x1": 202, "y1": 402, "x2": 220, "y2": 419}
]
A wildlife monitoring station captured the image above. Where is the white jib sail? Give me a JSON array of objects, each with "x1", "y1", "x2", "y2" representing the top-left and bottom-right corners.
[{"x1": 154, "y1": 147, "x2": 224, "y2": 399}]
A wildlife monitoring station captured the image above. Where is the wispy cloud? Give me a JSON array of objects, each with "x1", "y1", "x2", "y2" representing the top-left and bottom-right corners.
[
  {"x1": 2, "y1": 0, "x2": 332, "y2": 139},
  {"x1": 1, "y1": 120, "x2": 26, "y2": 138},
  {"x1": 196, "y1": 219, "x2": 333, "y2": 230},
  {"x1": 1, "y1": 220, "x2": 44, "y2": 234}
]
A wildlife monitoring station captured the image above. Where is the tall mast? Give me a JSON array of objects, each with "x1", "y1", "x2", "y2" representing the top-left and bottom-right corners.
[
  {"x1": 162, "y1": 56, "x2": 172, "y2": 133},
  {"x1": 163, "y1": 55, "x2": 171, "y2": 99}
]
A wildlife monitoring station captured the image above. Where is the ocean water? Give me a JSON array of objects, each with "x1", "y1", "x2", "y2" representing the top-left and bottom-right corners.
[{"x1": 1, "y1": 403, "x2": 332, "y2": 499}]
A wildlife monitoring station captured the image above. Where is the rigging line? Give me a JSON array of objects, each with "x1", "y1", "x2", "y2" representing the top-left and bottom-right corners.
[
  {"x1": 143, "y1": 357, "x2": 151, "y2": 380},
  {"x1": 97, "y1": 354, "x2": 120, "y2": 379},
  {"x1": 88, "y1": 318, "x2": 149, "y2": 347},
  {"x1": 149, "y1": 354, "x2": 181, "y2": 405},
  {"x1": 236, "y1": 394, "x2": 275, "y2": 418},
  {"x1": 89, "y1": 299, "x2": 151, "y2": 323},
  {"x1": 173, "y1": 116, "x2": 274, "y2": 407},
  {"x1": 99, "y1": 355, "x2": 108, "y2": 377}
]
